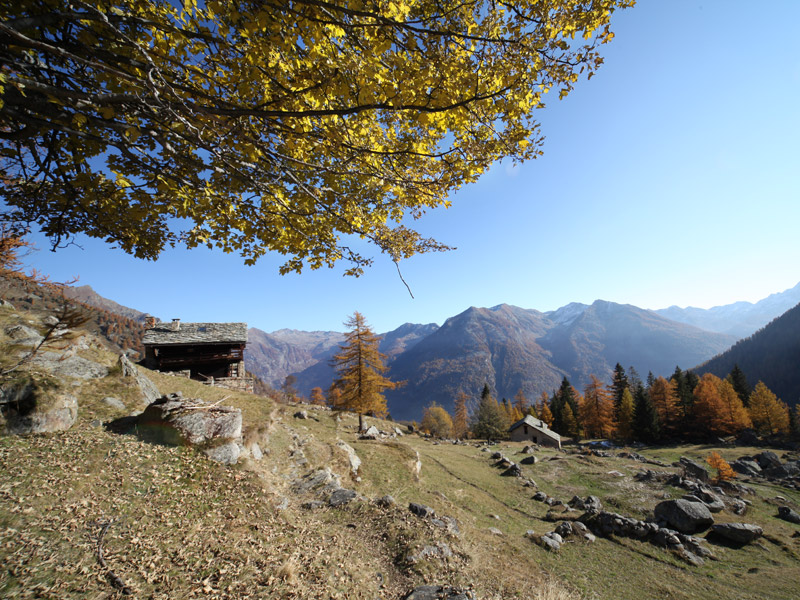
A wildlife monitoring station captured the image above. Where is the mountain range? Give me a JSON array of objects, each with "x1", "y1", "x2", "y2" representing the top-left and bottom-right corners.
[{"x1": 61, "y1": 280, "x2": 800, "y2": 421}]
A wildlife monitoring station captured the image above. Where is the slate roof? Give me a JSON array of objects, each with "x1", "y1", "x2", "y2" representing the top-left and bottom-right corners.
[
  {"x1": 509, "y1": 414, "x2": 561, "y2": 442},
  {"x1": 143, "y1": 322, "x2": 248, "y2": 346}
]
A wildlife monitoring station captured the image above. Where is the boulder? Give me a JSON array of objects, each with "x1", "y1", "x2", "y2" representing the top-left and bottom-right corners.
[
  {"x1": 763, "y1": 462, "x2": 800, "y2": 479},
  {"x1": 754, "y1": 451, "x2": 782, "y2": 470},
  {"x1": 249, "y1": 443, "x2": 264, "y2": 461},
  {"x1": 584, "y1": 495, "x2": 604, "y2": 513},
  {"x1": 736, "y1": 429, "x2": 760, "y2": 446},
  {"x1": 680, "y1": 457, "x2": 710, "y2": 483},
  {"x1": 654, "y1": 499, "x2": 714, "y2": 534},
  {"x1": 520, "y1": 455, "x2": 538, "y2": 465},
  {"x1": 102, "y1": 396, "x2": 126, "y2": 411},
  {"x1": 31, "y1": 352, "x2": 108, "y2": 380},
  {"x1": 488, "y1": 527, "x2": 503, "y2": 536},
  {"x1": 118, "y1": 354, "x2": 159, "y2": 404},
  {"x1": 293, "y1": 409, "x2": 308, "y2": 419},
  {"x1": 409, "y1": 502, "x2": 436, "y2": 519},
  {"x1": 710, "y1": 523, "x2": 763, "y2": 544},
  {"x1": 403, "y1": 585, "x2": 472, "y2": 600},
  {"x1": 1, "y1": 376, "x2": 77, "y2": 434},
  {"x1": 731, "y1": 458, "x2": 762, "y2": 477},
  {"x1": 359, "y1": 425, "x2": 380, "y2": 440},
  {"x1": 501, "y1": 463, "x2": 522, "y2": 477},
  {"x1": 536, "y1": 533, "x2": 561, "y2": 552},
  {"x1": 521, "y1": 445, "x2": 536, "y2": 454},
  {"x1": 777, "y1": 506, "x2": 800, "y2": 524},
  {"x1": 4, "y1": 324, "x2": 43, "y2": 346},
  {"x1": 328, "y1": 488, "x2": 358, "y2": 507},
  {"x1": 136, "y1": 394, "x2": 242, "y2": 463},
  {"x1": 376, "y1": 495, "x2": 396, "y2": 507},
  {"x1": 336, "y1": 440, "x2": 361, "y2": 476},
  {"x1": 292, "y1": 468, "x2": 341, "y2": 494}
]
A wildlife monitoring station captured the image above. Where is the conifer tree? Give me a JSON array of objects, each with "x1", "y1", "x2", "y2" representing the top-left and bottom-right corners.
[
  {"x1": 581, "y1": 375, "x2": 615, "y2": 439},
  {"x1": 718, "y1": 378, "x2": 752, "y2": 434},
  {"x1": 692, "y1": 373, "x2": 751, "y2": 437},
  {"x1": 616, "y1": 387, "x2": 635, "y2": 442},
  {"x1": 538, "y1": 393, "x2": 554, "y2": 427},
  {"x1": 610, "y1": 363, "x2": 629, "y2": 420},
  {"x1": 471, "y1": 387, "x2": 510, "y2": 440},
  {"x1": 309, "y1": 386, "x2": 326, "y2": 406},
  {"x1": 633, "y1": 386, "x2": 660, "y2": 443},
  {"x1": 728, "y1": 364, "x2": 752, "y2": 407},
  {"x1": 513, "y1": 389, "x2": 530, "y2": 415},
  {"x1": 561, "y1": 402, "x2": 580, "y2": 439},
  {"x1": 671, "y1": 366, "x2": 694, "y2": 425},
  {"x1": 649, "y1": 376, "x2": 680, "y2": 436},
  {"x1": 748, "y1": 381, "x2": 790, "y2": 435},
  {"x1": 453, "y1": 392, "x2": 470, "y2": 440},
  {"x1": 332, "y1": 312, "x2": 400, "y2": 430}
]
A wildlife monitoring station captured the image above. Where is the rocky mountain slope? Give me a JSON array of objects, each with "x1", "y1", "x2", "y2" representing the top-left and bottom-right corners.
[
  {"x1": 696, "y1": 301, "x2": 800, "y2": 407},
  {"x1": 63, "y1": 284, "x2": 152, "y2": 323},
  {"x1": 656, "y1": 281, "x2": 800, "y2": 338}
]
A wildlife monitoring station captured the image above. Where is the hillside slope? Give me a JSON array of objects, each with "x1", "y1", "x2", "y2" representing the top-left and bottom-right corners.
[{"x1": 696, "y1": 301, "x2": 800, "y2": 406}]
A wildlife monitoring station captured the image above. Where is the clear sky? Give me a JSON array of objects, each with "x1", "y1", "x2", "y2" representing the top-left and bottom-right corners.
[{"x1": 23, "y1": 1, "x2": 800, "y2": 334}]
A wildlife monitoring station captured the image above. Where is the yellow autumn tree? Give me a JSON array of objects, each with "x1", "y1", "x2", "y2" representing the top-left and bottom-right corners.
[
  {"x1": 649, "y1": 376, "x2": 681, "y2": 435},
  {"x1": 706, "y1": 452, "x2": 736, "y2": 483},
  {"x1": 580, "y1": 375, "x2": 615, "y2": 439},
  {"x1": 453, "y1": 392, "x2": 470, "y2": 440},
  {"x1": 537, "y1": 392, "x2": 553, "y2": 426},
  {"x1": 420, "y1": 402, "x2": 454, "y2": 439},
  {"x1": 0, "y1": 0, "x2": 633, "y2": 273},
  {"x1": 693, "y1": 373, "x2": 751, "y2": 436},
  {"x1": 748, "y1": 381, "x2": 790, "y2": 435},
  {"x1": 616, "y1": 387, "x2": 635, "y2": 442},
  {"x1": 331, "y1": 312, "x2": 400, "y2": 430},
  {"x1": 309, "y1": 387, "x2": 326, "y2": 406}
]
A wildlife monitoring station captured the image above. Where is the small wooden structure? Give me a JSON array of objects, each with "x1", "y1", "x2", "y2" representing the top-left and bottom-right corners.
[
  {"x1": 509, "y1": 415, "x2": 561, "y2": 449},
  {"x1": 143, "y1": 319, "x2": 251, "y2": 391}
]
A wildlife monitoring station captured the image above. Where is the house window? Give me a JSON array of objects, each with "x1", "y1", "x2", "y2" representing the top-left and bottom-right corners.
[{"x1": 523, "y1": 425, "x2": 528, "y2": 434}]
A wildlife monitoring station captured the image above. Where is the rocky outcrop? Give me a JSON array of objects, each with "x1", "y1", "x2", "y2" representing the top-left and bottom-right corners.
[
  {"x1": 654, "y1": 499, "x2": 714, "y2": 534},
  {"x1": 1, "y1": 375, "x2": 77, "y2": 434},
  {"x1": 136, "y1": 393, "x2": 243, "y2": 464},
  {"x1": 777, "y1": 506, "x2": 800, "y2": 524},
  {"x1": 31, "y1": 352, "x2": 108, "y2": 380},
  {"x1": 710, "y1": 523, "x2": 763, "y2": 544},
  {"x1": 118, "y1": 354, "x2": 159, "y2": 405}
]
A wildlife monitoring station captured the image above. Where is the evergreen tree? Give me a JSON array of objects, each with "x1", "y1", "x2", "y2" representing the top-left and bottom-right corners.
[
  {"x1": 561, "y1": 402, "x2": 580, "y2": 438},
  {"x1": 610, "y1": 363, "x2": 629, "y2": 420},
  {"x1": 332, "y1": 312, "x2": 400, "y2": 430},
  {"x1": 728, "y1": 364, "x2": 752, "y2": 407},
  {"x1": 471, "y1": 387, "x2": 510, "y2": 440},
  {"x1": 552, "y1": 377, "x2": 581, "y2": 435},
  {"x1": 671, "y1": 366, "x2": 694, "y2": 425},
  {"x1": 633, "y1": 386, "x2": 660, "y2": 443},
  {"x1": 628, "y1": 366, "x2": 643, "y2": 396}
]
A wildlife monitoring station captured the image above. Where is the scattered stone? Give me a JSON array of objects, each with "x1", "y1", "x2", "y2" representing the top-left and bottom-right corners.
[
  {"x1": 204, "y1": 442, "x2": 240, "y2": 465},
  {"x1": 90, "y1": 419, "x2": 102, "y2": 428},
  {"x1": 654, "y1": 499, "x2": 714, "y2": 534},
  {"x1": 301, "y1": 500, "x2": 325, "y2": 510},
  {"x1": 394, "y1": 427, "x2": 404, "y2": 436},
  {"x1": 754, "y1": 451, "x2": 782, "y2": 470},
  {"x1": 520, "y1": 456, "x2": 538, "y2": 465},
  {"x1": 501, "y1": 463, "x2": 522, "y2": 477},
  {"x1": 489, "y1": 514, "x2": 501, "y2": 520},
  {"x1": 275, "y1": 497, "x2": 289, "y2": 511},
  {"x1": 731, "y1": 458, "x2": 762, "y2": 477},
  {"x1": 568, "y1": 495, "x2": 586, "y2": 510},
  {"x1": 102, "y1": 396, "x2": 126, "y2": 410},
  {"x1": 402, "y1": 585, "x2": 472, "y2": 600},
  {"x1": 584, "y1": 495, "x2": 603, "y2": 513},
  {"x1": 535, "y1": 535, "x2": 561, "y2": 552},
  {"x1": 533, "y1": 492, "x2": 548, "y2": 502},
  {"x1": 409, "y1": 502, "x2": 436, "y2": 519},
  {"x1": 405, "y1": 542, "x2": 452, "y2": 564},
  {"x1": 728, "y1": 498, "x2": 747, "y2": 515},
  {"x1": 293, "y1": 410, "x2": 308, "y2": 419},
  {"x1": 292, "y1": 468, "x2": 341, "y2": 494},
  {"x1": 554, "y1": 521, "x2": 573, "y2": 538},
  {"x1": 680, "y1": 456, "x2": 710, "y2": 483},
  {"x1": 4, "y1": 324, "x2": 43, "y2": 346},
  {"x1": 488, "y1": 527, "x2": 503, "y2": 536},
  {"x1": 777, "y1": 506, "x2": 800, "y2": 524},
  {"x1": 521, "y1": 445, "x2": 536, "y2": 454},
  {"x1": 607, "y1": 470, "x2": 625, "y2": 477},
  {"x1": 376, "y1": 495, "x2": 396, "y2": 508},
  {"x1": 329, "y1": 488, "x2": 358, "y2": 507},
  {"x1": 736, "y1": 429, "x2": 760, "y2": 446},
  {"x1": 710, "y1": 523, "x2": 763, "y2": 544},
  {"x1": 359, "y1": 425, "x2": 380, "y2": 440},
  {"x1": 336, "y1": 440, "x2": 361, "y2": 476},
  {"x1": 432, "y1": 516, "x2": 460, "y2": 536},
  {"x1": 490, "y1": 451, "x2": 503, "y2": 460},
  {"x1": 571, "y1": 521, "x2": 596, "y2": 542},
  {"x1": 118, "y1": 353, "x2": 160, "y2": 404}
]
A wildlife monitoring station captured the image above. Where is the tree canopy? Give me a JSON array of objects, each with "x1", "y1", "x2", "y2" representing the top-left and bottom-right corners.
[{"x1": 0, "y1": 0, "x2": 632, "y2": 274}]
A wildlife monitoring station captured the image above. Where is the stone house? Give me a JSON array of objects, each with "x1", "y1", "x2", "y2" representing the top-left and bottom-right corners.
[
  {"x1": 142, "y1": 318, "x2": 253, "y2": 393},
  {"x1": 509, "y1": 414, "x2": 561, "y2": 449}
]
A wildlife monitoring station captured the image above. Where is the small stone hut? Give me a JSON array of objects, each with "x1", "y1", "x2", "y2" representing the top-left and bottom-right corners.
[
  {"x1": 142, "y1": 319, "x2": 252, "y2": 392},
  {"x1": 509, "y1": 414, "x2": 561, "y2": 449}
]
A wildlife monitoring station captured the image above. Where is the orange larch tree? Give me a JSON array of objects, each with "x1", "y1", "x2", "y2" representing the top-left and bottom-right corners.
[
  {"x1": 748, "y1": 381, "x2": 790, "y2": 435},
  {"x1": 453, "y1": 392, "x2": 470, "y2": 440},
  {"x1": 649, "y1": 376, "x2": 681, "y2": 435},
  {"x1": 581, "y1": 375, "x2": 615, "y2": 439},
  {"x1": 693, "y1": 373, "x2": 750, "y2": 436},
  {"x1": 538, "y1": 392, "x2": 554, "y2": 427}
]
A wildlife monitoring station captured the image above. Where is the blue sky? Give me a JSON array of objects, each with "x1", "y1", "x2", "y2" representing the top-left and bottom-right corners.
[{"x1": 24, "y1": 1, "x2": 800, "y2": 334}]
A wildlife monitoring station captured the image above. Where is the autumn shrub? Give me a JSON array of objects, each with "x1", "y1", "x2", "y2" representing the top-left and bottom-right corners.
[{"x1": 706, "y1": 451, "x2": 735, "y2": 483}]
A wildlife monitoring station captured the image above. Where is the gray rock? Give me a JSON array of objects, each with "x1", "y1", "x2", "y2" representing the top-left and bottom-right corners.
[
  {"x1": 329, "y1": 488, "x2": 358, "y2": 507},
  {"x1": 4, "y1": 324, "x2": 43, "y2": 346},
  {"x1": 554, "y1": 521, "x2": 573, "y2": 538},
  {"x1": 1, "y1": 376, "x2": 78, "y2": 434},
  {"x1": 301, "y1": 500, "x2": 325, "y2": 510},
  {"x1": 522, "y1": 445, "x2": 536, "y2": 454},
  {"x1": 584, "y1": 495, "x2": 603, "y2": 513},
  {"x1": 501, "y1": 463, "x2": 522, "y2": 477},
  {"x1": 490, "y1": 451, "x2": 503, "y2": 460},
  {"x1": 777, "y1": 506, "x2": 800, "y2": 524},
  {"x1": 359, "y1": 425, "x2": 380, "y2": 440},
  {"x1": 402, "y1": 585, "x2": 472, "y2": 600},
  {"x1": 432, "y1": 515, "x2": 460, "y2": 536},
  {"x1": 536, "y1": 535, "x2": 561, "y2": 552},
  {"x1": 409, "y1": 502, "x2": 436, "y2": 519},
  {"x1": 728, "y1": 498, "x2": 747, "y2": 515},
  {"x1": 405, "y1": 542, "x2": 452, "y2": 564},
  {"x1": 292, "y1": 468, "x2": 341, "y2": 494},
  {"x1": 654, "y1": 499, "x2": 714, "y2": 534},
  {"x1": 763, "y1": 462, "x2": 800, "y2": 479},
  {"x1": 376, "y1": 495, "x2": 396, "y2": 507},
  {"x1": 546, "y1": 532, "x2": 563, "y2": 544},
  {"x1": 731, "y1": 458, "x2": 762, "y2": 477},
  {"x1": 571, "y1": 521, "x2": 596, "y2": 542},
  {"x1": 203, "y1": 441, "x2": 240, "y2": 465},
  {"x1": 293, "y1": 410, "x2": 308, "y2": 419},
  {"x1": 41, "y1": 315, "x2": 60, "y2": 327},
  {"x1": 754, "y1": 451, "x2": 782, "y2": 470},
  {"x1": 711, "y1": 522, "x2": 763, "y2": 544},
  {"x1": 520, "y1": 455, "x2": 538, "y2": 465},
  {"x1": 568, "y1": 495, "x2": 586, "y2": 510},
  {"x1": 0, "y1": 299, "x2": 15, "y2": 309},
  {"x1": 118, "y1": 354, "x2": 159, "y2": 404},
  {"x1": 336, "y1": 440, "x2": 361, "y2": 476},
  {"x1": 102, "y1": 396, "x2": 126, "y2": 410},
  {"x1": 31, "y1": 352, "x2": 108, "y2": 380},
  {"x1": 533, "y1": 492, "x2": 548, "y2": 502},
  {"x1": 680, "y1": 457, "x2": 710, "y2": 483},
  {"x1": 249, "y1": 443, "x2": 263, "y2": 461},
  {"x1": 488, "y1": 527, "x2": 503, "y2": 536},
  {"x1": 137, "y1": 395, "x2": 242, "y2": 462}
]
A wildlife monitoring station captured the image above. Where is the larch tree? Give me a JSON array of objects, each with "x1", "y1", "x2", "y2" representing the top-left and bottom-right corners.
[
  {"x1": 748, "y1": 381, "x2": 790, "y2": 435},
  {"x1": 649, "y1": 376, "x2": 680, "y2": 436},
  {"x1": 717, "y1": 378, "x2": 752, "y2": 434},
  {"x1": 471, "y1": 386, "x2": 509, "y2": 441},
  {"x1": 452, "y1": 392, "x2": 469, "y2": 440},
  {"x1": 331, "y1": 311, "x2": 399, "y2": 430},
  {"x1": 580, "y1": 375, "x2": 615, "y2": 439},
  {"x1": 0, "y1": 0, "x2": 634, "y2": 274},
  {"x1": 560, "y1": 401, "x2": 580, "y2": 439},
  {"x1": 513, "y1": 389, "x2": 530, "y2": 415},
  {"x1": 309, "y1": 386, "x2": 326, "y2": 406},
  {"x1": 692, "y1": 373, "x2": 750, "y2": 437},
  {"x1": 616, "y1": 387, "x2": 635, "y2": 442},
  {"x1": 538, "y1": 393, "x2": 554, "y2": 427}
]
